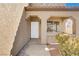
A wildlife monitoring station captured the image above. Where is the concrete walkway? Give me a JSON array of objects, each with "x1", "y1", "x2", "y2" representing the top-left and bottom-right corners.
[{"x1": 17, "y1": 39, "x2": 50, "y2": 56}]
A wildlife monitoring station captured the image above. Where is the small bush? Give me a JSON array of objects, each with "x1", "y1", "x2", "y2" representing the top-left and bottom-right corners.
[{"x1": 56, "y1": 33, "x2": 79, "y2": 56}]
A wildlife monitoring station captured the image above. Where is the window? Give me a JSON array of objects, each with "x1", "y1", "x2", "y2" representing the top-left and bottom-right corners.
[
  {"x1": 47, "y1": 21, "x2": 59, "y2": 32},
  {"x1": 65, "y1": 19, "x2": 73, "y2": 34}
]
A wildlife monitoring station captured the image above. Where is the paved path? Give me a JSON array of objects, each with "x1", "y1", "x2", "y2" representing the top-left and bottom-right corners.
[{"x1": 17, "y1": 39, "x2": 50, "y2": 56}]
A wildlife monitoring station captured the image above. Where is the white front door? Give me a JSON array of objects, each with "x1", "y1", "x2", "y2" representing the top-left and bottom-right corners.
[{"x1": 31, "y1": 22, "x2": 39, "y2": 38}]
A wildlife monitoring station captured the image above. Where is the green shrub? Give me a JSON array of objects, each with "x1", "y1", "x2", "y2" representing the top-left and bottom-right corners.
[{"x1": 56, "y1": 33, "x2": 79, "y2": 56}]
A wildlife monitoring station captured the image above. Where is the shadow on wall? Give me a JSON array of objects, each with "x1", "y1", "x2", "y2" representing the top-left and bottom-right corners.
[{"x1": 11, "y1": 9, "x2": 31, "y2": 56}]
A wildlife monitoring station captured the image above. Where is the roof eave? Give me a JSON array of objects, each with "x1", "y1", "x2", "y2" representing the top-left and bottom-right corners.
[{"x1": 25, "y1": 7, "x2": 79, "y2": 11}]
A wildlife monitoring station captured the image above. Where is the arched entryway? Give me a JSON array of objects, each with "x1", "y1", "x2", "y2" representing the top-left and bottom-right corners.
[
  {"x1": 16, "y1": 15, "x2": 50, "y2": 56},
  {"x1": 47, "y1": 16, "x2": 63, "y2": 44},
  {"x1": 27, "y1": 15, "x2": 41, "y2": 44},
  {"x1": 47, "y1": 16, "x2": 76, "y2": 44}
]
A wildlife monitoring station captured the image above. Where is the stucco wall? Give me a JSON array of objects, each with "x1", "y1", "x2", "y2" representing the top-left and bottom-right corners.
[
  {"x1": 11, "y1": 9, "x2": 31, "y2": 56},
  {"x1": 26, "y1": 11, "x2": 79, "y2": 44},
  {"x1": 0, "y1": 4, "x2": 28, "y2": 56}
]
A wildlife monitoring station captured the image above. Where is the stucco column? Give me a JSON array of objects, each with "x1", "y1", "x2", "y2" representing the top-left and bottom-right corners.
[
  {"x1": 60, "y1": 19, "x2": 64, "y2": 32},
  {"x1": 40, "y1": 17, "x2": 47, "y2": 44}
]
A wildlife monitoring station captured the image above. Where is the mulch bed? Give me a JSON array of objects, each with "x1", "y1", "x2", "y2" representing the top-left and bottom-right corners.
[{"x1": 47, "y1": 44, "x2": 61, "y2": 56}]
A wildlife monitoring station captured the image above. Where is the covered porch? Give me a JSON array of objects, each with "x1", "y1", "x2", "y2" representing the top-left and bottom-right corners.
[{"x1": 11, "y1": 3, "x2": 78, "y2": 56}]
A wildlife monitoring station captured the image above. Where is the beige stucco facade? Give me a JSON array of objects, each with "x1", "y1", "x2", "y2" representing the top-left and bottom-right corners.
[
  {"x1": 11, "y1": 9, "x2": 31, "y2": 56},
  {"x1": 0, "y1": 4, "x2": 28, "y2": 55},
  {"x1": 0, "y1": 3, "x2": 79, "y2": 56},
  {"x1": 26, "y1": 11, "x2": 79, "y2": 44}
]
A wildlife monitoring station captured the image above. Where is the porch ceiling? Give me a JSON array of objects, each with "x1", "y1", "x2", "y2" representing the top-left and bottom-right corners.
[{"x1": 26, "y1": 15, "x2": 41, "y2": 21}]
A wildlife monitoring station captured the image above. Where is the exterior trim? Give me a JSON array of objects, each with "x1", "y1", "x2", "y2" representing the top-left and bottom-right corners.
[{"x1": 25, "y1": 7, "x2": 79, "y2": 11}]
